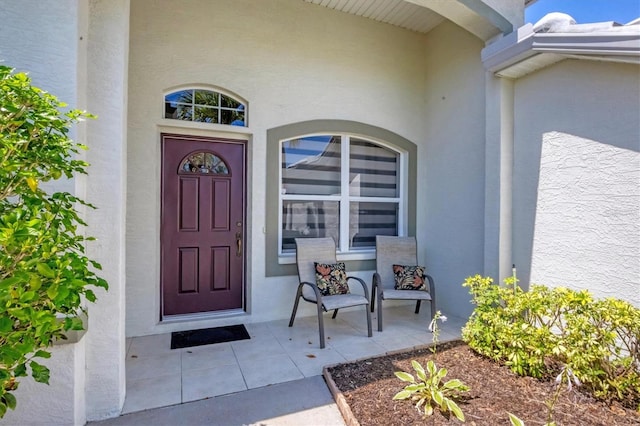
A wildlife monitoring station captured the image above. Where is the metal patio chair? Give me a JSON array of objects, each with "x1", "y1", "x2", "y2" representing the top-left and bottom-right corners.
[
  {"x1": 289, "y1": 237, "x2": 372, "y2": 349},
  {"x1": 371, "y1": 236, "x2": 436, "y2": 332}
]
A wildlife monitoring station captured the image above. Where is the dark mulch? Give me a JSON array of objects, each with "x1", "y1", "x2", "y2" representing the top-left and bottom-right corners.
[{"x1": 326, "y1": 340, "x2": 640, "y2": 426}]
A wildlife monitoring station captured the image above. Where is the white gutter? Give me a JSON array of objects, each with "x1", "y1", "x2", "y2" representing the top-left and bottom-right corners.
[{"x1": 482, "y1": 21, "x2": 640, "y2": 77}]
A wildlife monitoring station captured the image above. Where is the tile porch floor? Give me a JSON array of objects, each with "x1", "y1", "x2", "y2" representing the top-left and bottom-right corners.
[{"x1": 123, "y1": 306, "x2": 466, "y2": 414}]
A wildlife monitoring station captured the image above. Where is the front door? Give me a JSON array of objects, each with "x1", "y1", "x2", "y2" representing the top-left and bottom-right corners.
[{"x1": 161, "y1": 134, "x2": 245, "y2": 316}]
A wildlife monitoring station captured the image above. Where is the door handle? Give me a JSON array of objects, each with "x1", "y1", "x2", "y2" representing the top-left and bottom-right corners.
[{"x1": 236, "y1": 232, "x2": 242, "y2": 257}]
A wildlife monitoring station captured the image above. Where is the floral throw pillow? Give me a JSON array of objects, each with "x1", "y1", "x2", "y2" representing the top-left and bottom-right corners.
[
  {"x1": 314, "y1": 262, "x2": 350, "y2": 296},
  {"x1": 393, "y1": 265, "x2": 427, "y2": 291}
]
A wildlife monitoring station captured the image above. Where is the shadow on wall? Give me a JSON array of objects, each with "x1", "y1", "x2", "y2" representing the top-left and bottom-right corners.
[{"x1": 512, "y1": 60, "x2": 640, "y2": 305}]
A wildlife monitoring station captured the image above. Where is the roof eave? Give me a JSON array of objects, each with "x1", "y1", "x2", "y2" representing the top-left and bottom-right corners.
[{"x1": 482, "y1": 24, "x2": 640, "y2": 78}]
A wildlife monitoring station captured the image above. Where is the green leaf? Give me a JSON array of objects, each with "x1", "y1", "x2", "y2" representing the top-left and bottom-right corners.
[
  {"x1": 0, "y1": 317, "x2": 13, "y2": 333},
  {"x1": 509, "y1": 413, "x2": 525, "y2": 426},
  {"x1": 447, "y1": 399, "x2": 465, "y2": 422},
  {"x1": 14, "y1": 363, "x2": 27, "y2": 377},
  {"x1": 0, "y1": 276, "x2": 23, "y2": 288},
  {"x1": 443, "y1": 379, "x2": 468, "y2": 390},
  {"x1": 36, "y1": 263, "x2": 55, "y2": 279},
  {"x1": 393, "y1": 390, "x2": 413, "y2": 400},
  {"x1": 394, "y1": 371, "x2": 414, "y2": 383},
  {"x1": 3, "y1": 393, "x2": 16, "y2": 410},
  {"x1": 0, "y1": 401, "x2": 7, "y2": 418},
  {"x1": 33, "y1": 350, "x2": 51, "y2": 359},
  {"x1": 30, "y1": 361, "x2": 50, "y2": 384},
  {"x1": 29, "y1": 275, "x2": 42, "y2": 291},
  {"x1": 432, "y1": 390, "x2": 444, "y2": 405},
  {"x1": 426, "y1": 360, "x2": 437, "y2": 376},
  {"x1": 424, "y1": 404, "x2": 434, "y2": 416}
]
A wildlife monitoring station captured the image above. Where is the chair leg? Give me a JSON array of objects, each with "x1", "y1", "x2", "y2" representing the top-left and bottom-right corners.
[
  {"x1": 415, "y1": 300, "x2": 421, "y2": 314},
  {"x1": 332, "y1": 309, "x2": 339, "y2": 319},
  {"x1": 377, "y1": 293, "x2": 383, "y2": 332},
  {"x1": 317, "y1": 302, "x2": 326, "y2": 349},
  {"x1": 288, "y1": 287, "x2": 303, "y2": 327},
  {"x1": 371, "y1": 285, "x2": 376, "y2": 312},
  {"x1": 365, "y1": 304, "x2": 372, "y2": 337}
]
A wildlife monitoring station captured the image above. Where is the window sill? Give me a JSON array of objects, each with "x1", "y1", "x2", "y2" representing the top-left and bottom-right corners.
[
  {"x1": 278, "y1": 249, "x2": 376, "y2": 265},
  {"x1": 157, "y1": 118, "x2": 252, "y2": 135}
]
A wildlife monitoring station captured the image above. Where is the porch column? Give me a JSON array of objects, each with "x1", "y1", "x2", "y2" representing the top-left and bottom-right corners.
[
  {"x1": 484, "y1": 74, "x2": 514, "y2": 283},
  {"x1": 84, "y1": 0, "x2": 130, "y2": 420}
]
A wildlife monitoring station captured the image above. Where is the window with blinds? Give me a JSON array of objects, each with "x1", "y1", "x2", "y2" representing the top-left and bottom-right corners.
[{"x1": 280, "y1": 134, "x2": 403, "y2": 254}]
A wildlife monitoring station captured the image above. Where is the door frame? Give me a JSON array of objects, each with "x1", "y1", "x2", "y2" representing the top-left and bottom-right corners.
[{"x1": 159, "y1": 133, "x2": 247, "y2": 319}]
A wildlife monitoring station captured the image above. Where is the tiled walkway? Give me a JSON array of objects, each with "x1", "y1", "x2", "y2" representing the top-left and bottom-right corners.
[{"x1": 123, "y1": 306, "x2": 466, "y2": 414}]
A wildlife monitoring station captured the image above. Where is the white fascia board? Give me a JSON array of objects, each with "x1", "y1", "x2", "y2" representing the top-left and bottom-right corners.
[
  {"x1": 482, "y1": 24, "x2": 536, "y2": 74},
  {"x1": 532, "y1": 32, "x2": 640, "y2": 56},
  {"x1": 482, "y1": 24, "x2": 640, "y2": 76}
]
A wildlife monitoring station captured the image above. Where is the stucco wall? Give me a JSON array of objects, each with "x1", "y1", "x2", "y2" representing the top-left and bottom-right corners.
[
  {"x1": 513, "y1": 60, "x2": 640, "y2": 307},
  {"x1": 0, "y1": 2, "x2": 89, "y2": 424},
  {"x1": 127, "y1": 0, "x2": 487, "y2": 335},
  {"x1": 422, "y1": 22, "x2": 487, "y2": 319}
]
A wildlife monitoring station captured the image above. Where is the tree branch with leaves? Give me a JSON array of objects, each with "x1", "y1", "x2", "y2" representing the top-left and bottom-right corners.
[{"x1": 0, "y1": 65, "x2": 107, "y2": 417}]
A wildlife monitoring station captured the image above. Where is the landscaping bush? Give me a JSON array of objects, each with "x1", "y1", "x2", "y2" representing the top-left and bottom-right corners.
[
  {"x1": 0, "y1": 65, "x2": 107, "y2": 417},
  {"x1": 462, "y1": 275, "x2": 640, "y2": 410}
]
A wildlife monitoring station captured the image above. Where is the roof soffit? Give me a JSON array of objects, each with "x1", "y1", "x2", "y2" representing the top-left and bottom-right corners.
[{"x1": 303, "y1": 0, "x2": 515, "y2": 41}]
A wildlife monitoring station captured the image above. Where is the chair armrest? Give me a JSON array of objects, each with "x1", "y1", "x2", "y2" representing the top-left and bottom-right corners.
[
  {"x1": 372, "y1": 272, "x2": 384, "y2": 296},
  {"x1": 426, "y1": 274, "x2": 436, "y2": 306},
  {"x1": 346, "y1": 276, "x2": 370, "y2": 302},
  {"x1": 298, "y1": 280, "x2": 324, "y2": 303}
]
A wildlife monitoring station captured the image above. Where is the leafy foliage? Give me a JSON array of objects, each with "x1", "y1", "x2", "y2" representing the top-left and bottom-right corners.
[
  {"x1": 0, "y1": 65, "x2": 107, "y2": 416},
  {"x1": 393, "y1": 359, "x2": 469, "y2": 421},
  {"x1": 462, "y1": 275, "x2": 640, "y2": 410}
]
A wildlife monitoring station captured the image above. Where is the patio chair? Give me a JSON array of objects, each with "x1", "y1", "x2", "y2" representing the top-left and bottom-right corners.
[
  {"x1": 371, "y1": 236, "x2": 436, "y2": 332},
  {"x1": 289, "y1": 237, "x2": 372, "y2": 349}
]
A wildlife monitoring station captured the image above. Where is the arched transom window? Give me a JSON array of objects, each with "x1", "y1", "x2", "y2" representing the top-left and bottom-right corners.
[{"x1": 164, "y1": 89, "x2": 246, "y2": 126}]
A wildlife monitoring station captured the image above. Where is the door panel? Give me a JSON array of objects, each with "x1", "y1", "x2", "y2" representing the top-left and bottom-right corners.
[{"x1": 161, "y1": 134, "x2": 245, "y2": 316}]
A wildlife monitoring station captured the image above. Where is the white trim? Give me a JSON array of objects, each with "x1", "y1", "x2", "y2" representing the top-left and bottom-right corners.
[{"x1": 483, "y1": 23, "x2": 640, "y2": 78}]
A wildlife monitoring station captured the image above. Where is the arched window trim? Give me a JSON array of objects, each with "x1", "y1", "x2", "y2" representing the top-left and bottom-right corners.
[{"x1": 163, "y1": 85, "x2": 248, "y2": 127}]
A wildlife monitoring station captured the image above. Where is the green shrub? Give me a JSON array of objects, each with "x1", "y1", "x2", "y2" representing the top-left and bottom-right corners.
[
  {"x1": 0, "y1": 65, "x2": 107, "y2": 417},
  {"x1": 462, "y1": 275, "x2": 640, "y2": 409},
  {"x1": 393, "y1": 359, "x2": 469, "y2": 421}
]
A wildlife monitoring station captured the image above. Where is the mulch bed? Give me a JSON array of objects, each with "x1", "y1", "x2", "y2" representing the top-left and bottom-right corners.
[{"x1": 324, "y1": 340, "x2": 640, "y2": 425}]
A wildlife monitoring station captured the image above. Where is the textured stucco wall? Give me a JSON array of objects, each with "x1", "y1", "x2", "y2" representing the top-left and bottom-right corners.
[
  {"x1": 0, "y1": 2, "x2": 89, "y2": 425},
  {"x1": 513, "y1": 60, "x2": 640, "y2": 307},
  {"x1": 422, "y1": 21, "x2": 487, "y2": 319},
  {"x1": 84, "y1": 0, "x2": 129, "y2": 420},
  {"x1": 126, "y1": 0, "x2": 487, "y2": 335}
]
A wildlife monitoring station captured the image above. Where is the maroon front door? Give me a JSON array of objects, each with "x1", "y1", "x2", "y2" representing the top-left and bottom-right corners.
[{"x1": 161, "y1": 134, "x2": 245, "y2": 316}]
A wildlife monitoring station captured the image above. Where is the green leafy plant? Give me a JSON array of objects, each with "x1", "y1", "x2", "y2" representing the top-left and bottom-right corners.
[
  {"x1": 0, "y1": 65, "x2": 107, "y2": 417},
  {"x1": 394, "y1": 359, "x2": 469, "y2": 421},
  {"x1": 394, "y1": 311, "x2": 469, "y2": 421},
  {"x1": 462, "y1": 275, "x2": 640, "y2": 410}
]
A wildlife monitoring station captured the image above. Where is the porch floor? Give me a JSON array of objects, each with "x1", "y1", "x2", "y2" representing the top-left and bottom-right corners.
[{"x1": 123, "y1": 305, "x2": 466, "y2": 414}]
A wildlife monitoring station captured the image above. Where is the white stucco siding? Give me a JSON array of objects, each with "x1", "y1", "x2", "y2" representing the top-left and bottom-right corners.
[
  {"x1": 422, "y1": 21, "x2": 487, "y2": 319},
  {"x1": 83, "y1": 0, "x2": 130, "y2": 420},
  {"x1": 126, "y1": 0, "x2": 434, "y2": 335},
  {"x1": 2, "y1": 343, "x2": 86, "y2": 426},
  {"x1": 513, "y1": 60, "x2": 640, "y2": 306},
  {"x1": 0, "y1": 0, "x2": 81, "y2": 196},
  {"x1": 0, "y1": 2, "x2": 90, "y2": 424}
]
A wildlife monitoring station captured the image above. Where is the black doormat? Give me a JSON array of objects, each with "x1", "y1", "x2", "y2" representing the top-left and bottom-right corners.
[{"x1": 171, "y1": 324, "x2": 250, "y2": 349}]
